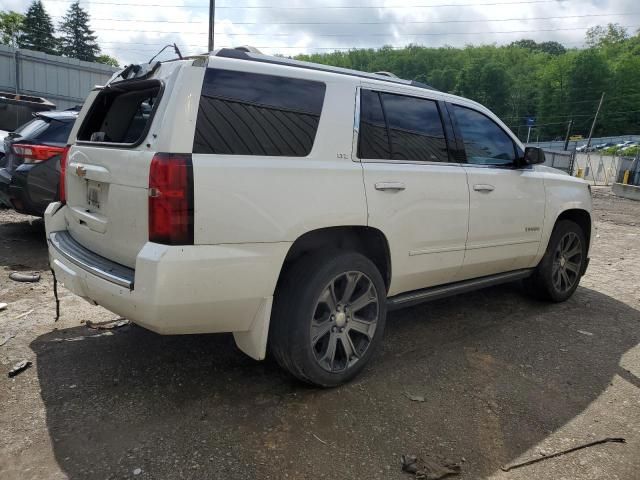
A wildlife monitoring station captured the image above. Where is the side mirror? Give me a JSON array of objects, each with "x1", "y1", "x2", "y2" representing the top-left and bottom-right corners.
[{"x1": 522, "y1": 146, "x2": 546, "y2": 166}]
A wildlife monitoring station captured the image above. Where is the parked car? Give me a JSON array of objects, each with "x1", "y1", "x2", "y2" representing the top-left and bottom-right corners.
[
  {"x1": 594, "y1": 142, "x2": 615, "y2": 150},
  {"x1": 616, "y1": 140, "x2": 635, "y2": 149},
  {"x1": 620, "y1": 142, "x2": 638, "y2": 152},
  {"x1": 45, "y1": 48, "x2": 593, "y2": 387},
  {"x1": 0, "y1": 110, "x2": 78, "y2": 216}
]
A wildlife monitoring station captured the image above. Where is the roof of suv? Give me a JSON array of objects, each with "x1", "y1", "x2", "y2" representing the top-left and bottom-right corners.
[
  {"x1": 37, "y1": 110, "x2": 79, "y2": 121},
  {"x1": 213, "y1": 48, "x2": 438, "y2": 92}
]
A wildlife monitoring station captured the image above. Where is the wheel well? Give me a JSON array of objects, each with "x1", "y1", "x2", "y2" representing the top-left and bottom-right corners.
[
  {"x1": 278, "y1": 226, "x2": 392, "y2": 291},
  {"x1": 557, "y1": 209, "x2": 592, "y2": 251}
]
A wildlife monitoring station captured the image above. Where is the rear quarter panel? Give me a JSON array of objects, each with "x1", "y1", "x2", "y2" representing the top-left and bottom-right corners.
[{"x1": 192, "y1": 61, "x2": 366, "y2": 245}]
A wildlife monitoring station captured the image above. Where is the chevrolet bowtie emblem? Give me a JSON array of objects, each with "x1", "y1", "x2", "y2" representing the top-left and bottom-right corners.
[{"x1": 76, "y1": 165, "x2": 87, "y2": 177}]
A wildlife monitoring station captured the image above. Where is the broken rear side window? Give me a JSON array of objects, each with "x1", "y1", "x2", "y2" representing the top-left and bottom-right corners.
[{"x1": 77, "y1": 80, "x2": 162, "y2": 146}]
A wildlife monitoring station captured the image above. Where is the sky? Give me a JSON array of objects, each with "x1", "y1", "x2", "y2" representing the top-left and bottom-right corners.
[{"x1": 1, "y1": 0, "x2": 639, "y2": 65}]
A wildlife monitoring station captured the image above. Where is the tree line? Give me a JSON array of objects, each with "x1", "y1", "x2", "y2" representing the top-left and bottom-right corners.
[
  {"x1": 0, "y1": 0, "x2": 118, "y2": 67},
  {"x1": 297, "y1": 24, "x2": 640, "y2": 142}
]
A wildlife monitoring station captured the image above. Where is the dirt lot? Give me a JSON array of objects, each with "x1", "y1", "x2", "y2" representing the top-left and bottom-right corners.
[{"x1": 0, "y1": 186, "x2": 638, "y2": 480}]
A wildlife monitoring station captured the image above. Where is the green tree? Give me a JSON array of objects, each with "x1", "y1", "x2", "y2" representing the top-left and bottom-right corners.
[
  {"x1": 0, "y1": 11, "x2": 24, "y2": 48},
  {"x1": 96, "y1": 53, "x2": 119, "y2": 67},
  {"x1": 18, "y1": 1, "x2": 58, "y2": 55},
  {"x1": 586, "y1": 23, "x2": 629, "y2": 48},
  {"x1": 537, "y1": 41, "x2": 566, "y2": 56},
  {"x1": 295, "y1": 25, "x2": 640, "y2": 140},
  {"x1": 510, "y1": 39, "x2": 539, "y2": 50},
  {"x1": 59, "y1": 1, "x2": 100, "y2": 62}
]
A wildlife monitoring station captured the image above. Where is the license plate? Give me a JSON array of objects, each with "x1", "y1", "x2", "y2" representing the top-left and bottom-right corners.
[{"x1": 87, "y1": 181, "x2": 102, "y2": 208}]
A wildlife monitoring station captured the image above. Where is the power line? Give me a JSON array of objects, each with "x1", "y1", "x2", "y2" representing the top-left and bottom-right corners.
[
  {"x1": 42, "y1": 0, "x2": 573, "y2": 9},
  {"x1": 48, "y1": 25, "x2": 639, "y2": 35},
  {"x1": 48, "y1": 12, "x2": 639, "y2": 25}
]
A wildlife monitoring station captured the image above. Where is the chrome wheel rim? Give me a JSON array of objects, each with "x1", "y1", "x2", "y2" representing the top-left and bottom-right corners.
[
  {"x1": 310, "y1": 271, "x2": 379, "y2": 373},
  {"x1": 552, "y1": 232, "x2": 583, "y2": 294}
]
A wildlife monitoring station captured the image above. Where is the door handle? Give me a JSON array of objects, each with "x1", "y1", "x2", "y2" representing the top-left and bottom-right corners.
[
  {"x1": 375, "y1": 182, "x2": 406, "y2": 192},
  {"x1": 473, "y1": 184, "x2": 495, "y2": 192}
]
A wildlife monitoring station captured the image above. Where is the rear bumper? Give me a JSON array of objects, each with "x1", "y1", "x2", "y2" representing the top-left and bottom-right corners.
[{"x1": 45, "y1": 203, "x2": 290, "y2": 347}]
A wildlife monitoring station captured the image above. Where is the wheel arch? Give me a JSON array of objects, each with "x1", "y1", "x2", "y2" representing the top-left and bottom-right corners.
[
  {"x1": 276, "y1": 226, "x2": 392, "y2": 293},
  {"x1": 555, "y1": 208, "x2": 592, "y2": 253}
]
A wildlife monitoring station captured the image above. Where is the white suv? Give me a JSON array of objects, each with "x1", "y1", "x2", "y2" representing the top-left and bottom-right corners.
[{"x1": 45, "y1": 48, "x2": 593, "y2": 387}]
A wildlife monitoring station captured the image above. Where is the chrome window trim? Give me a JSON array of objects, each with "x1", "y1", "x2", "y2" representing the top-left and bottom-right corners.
[{"x1": 352, "y1": 86, "x2": 361, "y2": 162}]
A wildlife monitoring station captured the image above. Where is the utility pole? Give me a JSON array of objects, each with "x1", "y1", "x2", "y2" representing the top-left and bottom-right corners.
[
  {"x1": 563, "y1": 119, "x2": 573, "y2": 151},
  {"x1": 208, "y1": 0, "x2": 215, "y2": 52},
  {"x1": 586, "y1": 92, "x2": 605, "y2": 149}
]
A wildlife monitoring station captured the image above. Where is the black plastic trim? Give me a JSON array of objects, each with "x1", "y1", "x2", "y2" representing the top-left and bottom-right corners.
[{"x1": 387, "y1": 268, "x2": 533, "y2": 310}]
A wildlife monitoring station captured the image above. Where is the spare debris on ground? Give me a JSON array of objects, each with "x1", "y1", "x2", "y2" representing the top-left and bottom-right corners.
[
  {"x1": 8, "y1": 360, "x2": 32, "y2": 378},
  {"x1": 9, "y1": 272, "x2": 41, "y2": 283},
  {"x1": 401, "y1": 454, "x2": 461, "y2": 480}
]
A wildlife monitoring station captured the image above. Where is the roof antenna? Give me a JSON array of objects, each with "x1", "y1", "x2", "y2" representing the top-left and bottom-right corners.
[{"x1": 148, "y1": 43, "x2": 183, "y2": 64}]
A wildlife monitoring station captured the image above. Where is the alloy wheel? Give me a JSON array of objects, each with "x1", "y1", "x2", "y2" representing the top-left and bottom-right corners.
[
  {"x1": 552, "y1": 231, "x2": 583, "y2": 294},
  {"x1": 310, "y1": 271, "x2": 379, "y2": 373}
]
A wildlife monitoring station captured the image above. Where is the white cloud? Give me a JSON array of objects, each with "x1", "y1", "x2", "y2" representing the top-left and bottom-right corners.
[{"x1": 0, "y1": 0, "x2": 638, "y2": 64}]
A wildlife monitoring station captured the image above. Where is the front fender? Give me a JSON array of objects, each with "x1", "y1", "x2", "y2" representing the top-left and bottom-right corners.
[{"x1": 536, "y1": 172, "x2": 593, "y2": 263}]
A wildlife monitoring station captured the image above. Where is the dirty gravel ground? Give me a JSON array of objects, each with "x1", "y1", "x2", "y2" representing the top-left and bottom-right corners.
[{"x1": 0, "y1": 186, "x2": 638, "y2": 480}]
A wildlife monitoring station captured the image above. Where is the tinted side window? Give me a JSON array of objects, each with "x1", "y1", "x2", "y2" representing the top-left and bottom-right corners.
[
  {"x1": 358, "y1": 90, "x2": 390, "y2": 160},
  {"x1": 381, "y1": 93, "x2": 448, "y2": 162},
  {"x1": 452, "y1": 105, "x2": 517, "y2": 165},
  {"x1": 193, "y1": 69, "x2": 326, "y2": 157},
  {"x1": 358, "y1": 90, "x2": 448, "y2": 162}
]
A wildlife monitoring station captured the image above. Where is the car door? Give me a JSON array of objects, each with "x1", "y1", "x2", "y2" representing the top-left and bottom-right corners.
[
  {"x1": 449, "y1": 103, "x2": 546, "y2": 280},
  {"x1": 359, "y1": 87, "x2": 470, "y2": 296}
]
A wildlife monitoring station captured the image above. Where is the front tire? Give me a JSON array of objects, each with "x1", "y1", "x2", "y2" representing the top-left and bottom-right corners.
[
  {"x1": 270, "y1": 251, "x2": 387, "y2": 387},
  {"x1": 525, "y1": 219, "x2": 587, "y2": 302}
]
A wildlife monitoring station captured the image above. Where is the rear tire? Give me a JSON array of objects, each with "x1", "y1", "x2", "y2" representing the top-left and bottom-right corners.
[
  {"x1": 270, "y1": 250, "x2": 387, "y2": 387},
  {"x1": 524, "y1": 219, "x2": 587, "y2": 302}
]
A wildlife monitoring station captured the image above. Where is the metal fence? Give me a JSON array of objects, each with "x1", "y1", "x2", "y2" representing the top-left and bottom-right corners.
[
  {"x1": 616, "y1": 157, "x2": 640, "y2": 186},
  {"x1": 0, "y1": 44, "x2": 117, "y2": 111},
  {"x1": 530, "y1": 135, "x2": 640, "y2": 151},
  {"x1": 541, "y1": 149, "x2": 575, "y2": 173}
]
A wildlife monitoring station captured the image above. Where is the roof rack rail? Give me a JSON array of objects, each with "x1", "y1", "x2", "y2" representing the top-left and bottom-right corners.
[
  {"x1": 374, "y1": 71, "x2": 398, "y2": 78},
  {"x1": 233, "y1": 45, "x2": 263, "y2": 54},
  {"x1": 213, "y1": 48, "x2": 438, "y2": 92}
]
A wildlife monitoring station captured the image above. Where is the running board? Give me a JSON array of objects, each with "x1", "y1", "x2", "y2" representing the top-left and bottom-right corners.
[{"x1": 387, "y1": 268, "x2": 534, "y2": 311}]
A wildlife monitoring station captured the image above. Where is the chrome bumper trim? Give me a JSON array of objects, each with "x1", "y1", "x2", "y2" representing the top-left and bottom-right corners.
[{"x1": 49, "y1": 231, "x2": 134, "y2": 289}]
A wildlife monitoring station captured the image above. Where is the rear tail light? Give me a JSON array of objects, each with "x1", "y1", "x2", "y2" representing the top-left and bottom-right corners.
[
  {"x1": 59, "y1": 145, "x2": 70, "y2": 203},
  {"x1": 11, "y1": 144, "x2": 65, "y2": 164},
  {"x1": 148, "y1": 153, "x2": 194, "y2": 245}
]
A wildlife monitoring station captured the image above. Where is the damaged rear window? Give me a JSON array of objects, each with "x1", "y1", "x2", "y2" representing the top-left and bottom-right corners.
[{"x1": 77, "y1": 79, "x2": 162, "y2": 146}]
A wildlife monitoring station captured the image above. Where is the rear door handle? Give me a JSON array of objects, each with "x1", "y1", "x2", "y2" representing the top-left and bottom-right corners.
[
  {"x1": 473, "y1": 184, "x2": 495, "y2": 192},
  {"x1": 375, "y1": 182, "x2": 406, "y2": 192}
]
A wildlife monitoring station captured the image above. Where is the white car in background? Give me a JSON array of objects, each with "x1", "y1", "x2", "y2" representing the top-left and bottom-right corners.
[{"x1": 45, "y1": 48, "x2": 594, "y2": 387}]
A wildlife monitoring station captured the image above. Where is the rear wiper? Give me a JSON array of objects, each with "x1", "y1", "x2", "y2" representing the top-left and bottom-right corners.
[{"x1": 148, "y1": 43, "x2": 183, "y2": 64}]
